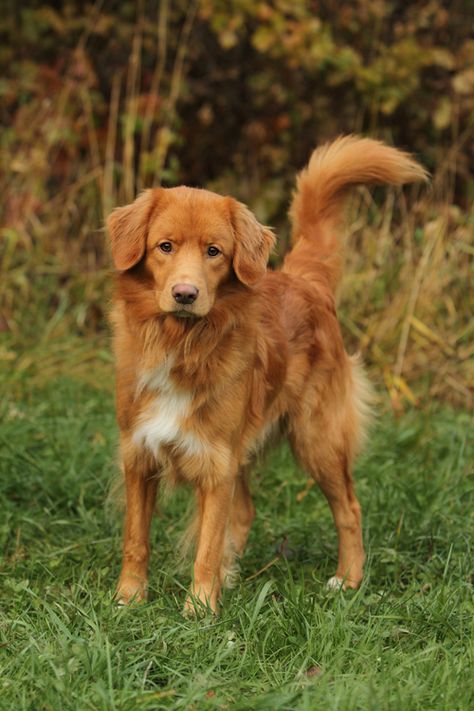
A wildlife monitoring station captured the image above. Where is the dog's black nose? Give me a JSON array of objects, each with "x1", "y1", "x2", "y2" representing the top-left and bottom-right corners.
[{"x1": 172, "y1": 283, "x2": 199, "y2": 305}]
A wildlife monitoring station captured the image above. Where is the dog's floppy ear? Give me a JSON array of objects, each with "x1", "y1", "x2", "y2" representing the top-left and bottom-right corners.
[
  {"x1": 230, "y1": 200, "x2": 275, "y2": 286},
  {"x1": 107, "y1": 190, "x2": 157, "y2": 271}
]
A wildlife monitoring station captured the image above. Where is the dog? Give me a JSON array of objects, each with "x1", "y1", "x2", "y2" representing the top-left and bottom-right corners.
[{"x1": 107, "y1": 135, "x2": 427, "y2": 612}]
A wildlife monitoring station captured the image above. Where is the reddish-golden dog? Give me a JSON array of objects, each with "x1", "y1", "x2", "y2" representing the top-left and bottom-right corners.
[{"x1": 107, "y1": 136, "x2": 426, "y2": 612}]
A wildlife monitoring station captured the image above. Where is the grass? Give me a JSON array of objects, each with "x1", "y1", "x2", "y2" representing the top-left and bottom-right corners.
[{"x1": 1, "y1": 368, "x2": 473, "y2": 710}]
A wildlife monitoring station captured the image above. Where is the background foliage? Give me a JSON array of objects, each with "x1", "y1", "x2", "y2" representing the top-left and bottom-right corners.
[{"x1": 1, "y1": 0, "x2": 473, "y2": 405}]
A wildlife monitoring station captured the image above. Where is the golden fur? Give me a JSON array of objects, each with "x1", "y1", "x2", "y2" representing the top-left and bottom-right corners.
[{"x1": 107, "y1": 135, "x2": 427, "y2": 612}]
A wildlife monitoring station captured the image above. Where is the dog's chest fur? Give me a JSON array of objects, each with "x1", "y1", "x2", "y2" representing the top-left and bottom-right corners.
[
  {"x1": 131, "y1": 359, "x2": 234, "y2": 486},
  {"x1": 132, "y1": 358, "x2": 201, "y2": 459},
  {"x1": 130, "y1": 355, "x2": 278, "y2": 485}
]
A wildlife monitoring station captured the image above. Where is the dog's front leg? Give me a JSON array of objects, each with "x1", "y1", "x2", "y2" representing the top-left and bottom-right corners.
[
  {"x1": 184, "y1": 476, "x2": 234, "y2": 615},
  {"x1": 116, "y1": 450, "x2": 158, "y2": 605}
]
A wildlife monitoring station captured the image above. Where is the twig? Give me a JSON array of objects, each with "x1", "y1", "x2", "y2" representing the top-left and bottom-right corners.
[
  {"x1": 122, "y1": 2, "x2": 143, "y2": 203},
  {"x1": 394, "y1": 216, "x2": 445, "y2": 380},
  {"x1": 152, "y1": 0, "x2": 198, "y2": 185},
  {"x1": 139, "y1": 0, "x2": 169, "y2": 187},
  {"x1": 103, "y1": 73, "x2": 122, "y2": 218},
  {"x1": 245, "y1": 555, "x2": 280, "y2": 581}
]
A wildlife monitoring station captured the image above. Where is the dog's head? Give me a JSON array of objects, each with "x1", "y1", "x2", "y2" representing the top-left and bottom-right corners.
[{"x1": 107, "y1": 187, "x2": 275, "y2": 318}]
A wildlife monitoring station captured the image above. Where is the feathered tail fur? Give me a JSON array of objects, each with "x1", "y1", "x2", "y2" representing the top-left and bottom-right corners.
[{"x1": 286, "y1": 135, "x2": 428, "y2": 288}]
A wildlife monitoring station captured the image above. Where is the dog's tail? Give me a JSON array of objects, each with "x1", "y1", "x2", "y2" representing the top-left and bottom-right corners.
[{"x1": 284, "y1": 135, "x2": 428, "y2": 288}]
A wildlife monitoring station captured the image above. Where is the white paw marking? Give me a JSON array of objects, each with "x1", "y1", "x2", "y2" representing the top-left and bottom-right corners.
[{"x1": 326, "y1": 576, "x2": 346, "y2": 591}]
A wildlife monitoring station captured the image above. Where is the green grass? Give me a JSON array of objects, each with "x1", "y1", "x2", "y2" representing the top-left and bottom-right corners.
[{"x1": 1, "y1": 374, "x2": 473, "y2": 710}]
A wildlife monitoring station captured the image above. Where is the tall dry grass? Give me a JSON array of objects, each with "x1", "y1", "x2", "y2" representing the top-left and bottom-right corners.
[{"x1": 340, "y1": 178, "x2": 472, "y2": 410}]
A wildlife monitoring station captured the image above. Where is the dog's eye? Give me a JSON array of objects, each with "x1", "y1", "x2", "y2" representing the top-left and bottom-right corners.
[
  {"x1": 207, "y1": 245, "x2": 220, "y2": 257},
  {"x1": 158, "y1": 242, "x2": 173, "y2": 253}
]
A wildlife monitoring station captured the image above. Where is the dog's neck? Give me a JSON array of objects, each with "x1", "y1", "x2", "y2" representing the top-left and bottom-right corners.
[{"x1": 123, "y1": 283, "x2": 260, "y2": 391}]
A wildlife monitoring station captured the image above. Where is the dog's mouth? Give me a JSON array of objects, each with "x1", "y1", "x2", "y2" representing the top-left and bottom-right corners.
[{"x1": 173, "y1": 309, "x2": 200, "y2": 319}]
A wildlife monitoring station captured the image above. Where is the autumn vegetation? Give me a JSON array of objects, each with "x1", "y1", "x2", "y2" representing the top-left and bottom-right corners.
[{"x1": 1, "y1": 0, "x2": 472, "y2": 406}]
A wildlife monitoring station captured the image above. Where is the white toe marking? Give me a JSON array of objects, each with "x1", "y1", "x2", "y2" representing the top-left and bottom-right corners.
[{"x1": 326, "y1": 575, "x2": 346, "y2": 591}]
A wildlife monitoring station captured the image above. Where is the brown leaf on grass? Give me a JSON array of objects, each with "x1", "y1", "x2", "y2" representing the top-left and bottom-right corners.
[
  {"x1": 296, "y1": 478, "x2": 315, "y2": 502},
  {"x1": 305, "y1": 665, "x2": 323, "y2": 678},
  {"x1": 136, "y1": 690, "x2": 176, "y2": 703}
]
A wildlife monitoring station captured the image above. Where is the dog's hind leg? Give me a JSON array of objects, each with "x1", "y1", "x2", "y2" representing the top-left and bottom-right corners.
[
  {"x1": 230, "y1": 473, "x2": 255, "y2": 557},
  {"x1": 289, "y1": 403, "x2": 365, "y2": 590}
]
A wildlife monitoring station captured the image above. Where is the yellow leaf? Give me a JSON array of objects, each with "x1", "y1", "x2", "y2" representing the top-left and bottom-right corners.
[
  {"x1": 408, "y1": 316, "x2": 455, "y2": 355},
  {"x1": 433, "y1": 97, "x2": 452, "y2": 131},
  {"x1": 392, "y1": 376, "x2": 417, "y2": 405},
  {"x1": 452, "y1": 68, "x2": 474, "y2": 95},
  {"x1": 429, "y1": 48, "x2": 455, "y2": 70}
]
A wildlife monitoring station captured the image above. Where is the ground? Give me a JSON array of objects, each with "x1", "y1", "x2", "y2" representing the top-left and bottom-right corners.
[{"x1": 0, "y1": 375, "x2": 473, "y2": 710}]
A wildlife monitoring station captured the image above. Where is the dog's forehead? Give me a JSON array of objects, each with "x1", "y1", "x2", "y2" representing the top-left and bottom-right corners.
[{"x1": 151, "y1": 187, "x2": 231, "y2": 239}]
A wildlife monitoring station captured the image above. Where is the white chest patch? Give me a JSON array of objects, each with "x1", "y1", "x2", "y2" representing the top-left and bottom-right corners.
[{"x1": 132, "y1": 359, "x2": 196, "y2": 458}]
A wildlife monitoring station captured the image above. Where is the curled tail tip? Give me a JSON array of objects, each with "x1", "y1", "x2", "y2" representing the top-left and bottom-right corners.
[
  {"x1": 305, "y1": 134, "x2": 429, "y2": 185},
  {"x1": 290, "y1": 134, "x2": 428, "y2": 237}
]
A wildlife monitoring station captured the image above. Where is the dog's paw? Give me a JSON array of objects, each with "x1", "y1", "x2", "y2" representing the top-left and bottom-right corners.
[
  {"x1": 183, "y1": 590, "x2": 218, "y2": 618},
  {"x1": 326, "y1": 574, "x2": 362, "y2": 591},
  {"x1": 182, "y1": 596, "x2": 199, "y2": 618},
  {"x1": 326, "y1": 575, "x2": 346, "y2": 591},
  {"x1": 115, "y1": 577, "x2": 147, "y2": 606}
]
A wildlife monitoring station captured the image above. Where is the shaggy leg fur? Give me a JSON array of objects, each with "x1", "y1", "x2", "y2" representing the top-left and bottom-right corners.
[
  {"x1": 290, "y1": 430, "x2": 365, "y2": 588},
  {"x1": 183, "y1": 478, "x2": 234, "y2": 614},
  {"x1": 116, "y1": 462, "x2": 158, "y2": 605},
  {"x1": 230, "y1": 474, "x2": 255, "y2": 556},
  {"x1": 289, "y1": 375, "x2": 366, "y2": 589}
]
